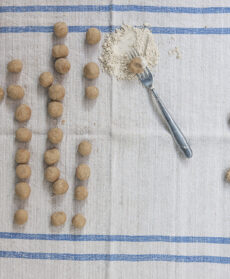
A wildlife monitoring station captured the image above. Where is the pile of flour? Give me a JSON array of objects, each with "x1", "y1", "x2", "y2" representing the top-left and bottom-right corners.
[{"x1": 99, "y1": 25, "x2": 158, "y2": 80}]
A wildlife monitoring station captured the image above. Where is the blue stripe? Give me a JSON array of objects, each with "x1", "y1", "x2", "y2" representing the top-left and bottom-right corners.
[
  {"x1": 1, "y1": 26, "x2": 230, "y2": 35},
  {"x1": 1, "y1": 232, "x2": 230, "y2": 244},
  {"x1": 0, "y1": 251, "x2": 230, "y2": 263},
  {"x1": 1, "y1": 5, "x2": 230, "y2": 14}
]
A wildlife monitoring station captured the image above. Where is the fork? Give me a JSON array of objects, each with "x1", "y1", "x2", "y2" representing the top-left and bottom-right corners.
[{"x1": 130, "y1": 50, "x2": 193, "y2": 158}]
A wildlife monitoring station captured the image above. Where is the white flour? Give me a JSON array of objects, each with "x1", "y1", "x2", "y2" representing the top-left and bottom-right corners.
[
  {"x1": 99, "y1": 25, "x2": 158, "y2": 80},
  {"x1": 168, "y1": 47, "x2": 181, "y2": 59}
]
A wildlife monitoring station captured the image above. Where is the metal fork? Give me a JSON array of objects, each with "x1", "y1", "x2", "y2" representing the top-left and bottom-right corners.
[{"x1": 130, "y1": 50, "x2": 193, "y2": 158}]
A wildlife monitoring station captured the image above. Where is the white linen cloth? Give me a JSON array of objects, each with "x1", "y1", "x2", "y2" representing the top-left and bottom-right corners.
[{"x1": 1, "y1": 0, "x2": 230, "y2": 277}]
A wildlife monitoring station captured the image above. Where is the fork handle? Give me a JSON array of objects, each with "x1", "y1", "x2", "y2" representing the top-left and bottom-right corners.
[{"x1": 150, "y1": 89, "x2": 193, "y2": 158}]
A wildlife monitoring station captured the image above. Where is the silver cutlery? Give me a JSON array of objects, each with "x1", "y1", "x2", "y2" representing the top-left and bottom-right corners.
[{"x1": 130, "y1": 49, "x2": 193, "y2": 159}]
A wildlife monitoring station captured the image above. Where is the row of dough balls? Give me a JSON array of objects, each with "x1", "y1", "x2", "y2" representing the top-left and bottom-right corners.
[
  {"x1": 39, "y1": 75, "x2": 65, "y2": 118},
  {"x1": 49, "y1": 25, "x2": 89, "y2": 227},
  {"x1": 0, "y1": 59, "x2": 23, "y2": 100},
  {"x1": 15, "y1": 149, "x2": 31, "y2": 200},
  {"x1": 84, "y1": 27, "x2": 101, "y2": 99},
  {"x1": 0, "y1": 60, "x2": 23, "y2": 102},
  {"x1": 84, "y1": 27, "x2": 101, "y2": 100},
  {"x1": 69, "y1": 27, "x2": 102, "y2": 228},
  {"x1": 14, "y1": 104, "x2": 32, "y2": 182},
  {"x1": 8, "y1": 63, "x2": 32, "y2": 204},
  {"x1": 42, "y1": 24, "x2": 69, "y2": 203},
  {"x1": 43, "y1": 24, "x2": 69, "y2": 199},
  {"x1": 9, "y1": 61, "x2": 33, "y2": 226},
  {"x1": 0, "y1": 58, "x2": 30, "y2": 100},
  {"x1": 71, "y1": 140, "x2": 93, "y2": 228},
  {"x1": 82, "y1": 28, "x2": 100, "y2": 202},
  {"x1": 39, "y1": 23, "x2": 70, "y2": 116},
  {"x1": 14, "y1": 209, "x2": 86, "y2": 228},
  {"x1": 1, "y1": 60, "x2": 32, "y2": 181}
]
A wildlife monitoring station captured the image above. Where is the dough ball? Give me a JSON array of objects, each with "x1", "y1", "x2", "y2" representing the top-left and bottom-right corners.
[
  {"x1": 76, "y1": 164, "x2": 90, "y2": 180},
  {"x1": 45, "y1": 166, "x2": 60, "y2": 182},
  {"x1": 78, "y1": 141, "x2": 92, "y2": 156},
  {"x1": 14, "y1": 209, "x2": 28, "y2": 225},
  {"x1": 7, "y1": 85, "x2": 24, "y2": 100},
  {"x1": 84, "y1": 62, "x2": 100, "y2": 79},
  {"x1": 0, "y1": 88, "x2": 4, "y2": 101},
  {"x1": 86, "y1": 28, "x2": 101, "y2": 45},
  {"x1": 55, "y1": 58, "x2": 71, "y2": 74},
  {"x1": 48, "y1": 128, "x2": 63, "y2": 144},
  {"x1": 15, "y1": 104, "x2": 31, "y2": 122},
  {"x1": 85, "y1": 86, "x2": 99, "y2": 100},
  {"x1": 48, "y1": 84, "x2": 65, "y2": 101},
  {"x1": 44, "y1": 148, "x2": 60, "y2": 165},
  {"x1": 75, "y1": 186, "x2": 88, "y2": 201},
  {"x1": 48, "y1": 101, "x2": 63, "y2": 118},
  {"x1": 52, "y1": 179, "x2": 69, "y2": 195},
  {"x1": 16, "y1": 164, "x2": 31, "y2": 179},
  {"x1": 15, "y1": 182, "x2": 31, "y2": 200},
  {"x1": 15, "y1": 149, "x2": 30, "y2": 164},
  {"x1": 54, "y1": 22, "x2": 68, "y2": 38},
  {"x1": 72, "y1": 214, "x2": 86, "y2": 229},
  {"x1": 226, "y1": 169, "x2": 230, "y2": 182},
  {"x1": 7, "y1": 59, "x2": 23, "y2": 73},
  {"x1": 39, "y1": 72, "x2": 54, "y2": 88},
  {"x1": 128, "y1": 57, "x2": 144, "y2": 74},
  {"x1": 52, "y1": 44, "x2": 69, "y2": 58},
  {"x1": 51, "y1": 211, "x2": 66, "y2": 226},
  {"x1": 15, "y1": 128, "x2": 32, "y2": 142}
]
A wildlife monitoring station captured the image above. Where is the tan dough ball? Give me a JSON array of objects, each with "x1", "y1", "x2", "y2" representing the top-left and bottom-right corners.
[
  {"x1": 16, "y1": 164, "x2": 31, "y2": 179},
  {"x1": 7, "y1": 59, "x2": 23, "y2": 73},
  {"x1": 76, "y1": 164, "x2": 90, "y2": 180},
  {"x1": 48, "y1": 128, "x2": 63, "y2": 144},
  {"x1": 44, "y1": 148, "x2": 60, "y2": 165},
  {"x1": 85, "y1": 86, "x2": 99, "y2": 100},
  {"x1": 48, "y1": 84, "x2": 65, "y2": 101},
  {"x1": 226, "y1": 170, "x2": 230, "y2": 182},
  {"x1": 86, "y1": 28, "x2": 101, "y2": 45},
  {"x1": 14, "y1": 209, "x2": 28, "y2": 225},
  {"x1": 39, "y1": 72, "x2": 54, "y2": 88},
  {"x1": 84, "y1": 62, "x2": 100, "y2": 80},
  {"x1": 52, "y1": 45, "x2": 69, "y2": 58},
  {"x1": 54, "y1": 22, "x2": 68, "y2": 38},
  {"x1": 15, "y1": 182, "x2": 31, "y2": 200},
  {"x1": 128, "y1": 57, "x2": 144, "y2": 74},
  {"x1": 78, "y1": 141, "x2": 92, "y2": 156},
  {"x1": 15, "y1": 128, "x2": 32, "y2": 143},
  {"x1": 15, "y1": 149, "x2": 30, "y2": 164},
  {"x1": 48, "y1": 101, "x2": 63, "y2": 118},
  {"x1": 52, "y1": 179, "x2": 69, "y2": 195},
  {"x1": 75, "y1": 186, "x2": 88, "y2": 201},
  {"x1": 0, "y1": 88, "x2": 4, "y2": 101},
  {"x1": 51, "y1": 211, "x2": 66, "y2": 226},
  {"x1": 72, "y1": 214, "x2": 86, "y2": 229},
  {"x1": 15, "y1": 104, "x2": 31, "y2": 122},
  {"x1": 55, "y1": 58, "x2": 71, "y2": 74},
  {"x1": 45, "y1": 166, "x2": 60, "y2": 182},
  {"x1": 7, "y1": 85, "x2": 24, "y2": 100}
]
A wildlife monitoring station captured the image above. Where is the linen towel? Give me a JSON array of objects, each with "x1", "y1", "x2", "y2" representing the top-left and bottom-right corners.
[{"x1": 1, "y1": 0, "x2": 230, "y2": 278}]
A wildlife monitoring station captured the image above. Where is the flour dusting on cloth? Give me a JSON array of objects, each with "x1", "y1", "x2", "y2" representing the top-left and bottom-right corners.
[{"x1": 99, "y1": 25, "x2": 158, "y2": 80}]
